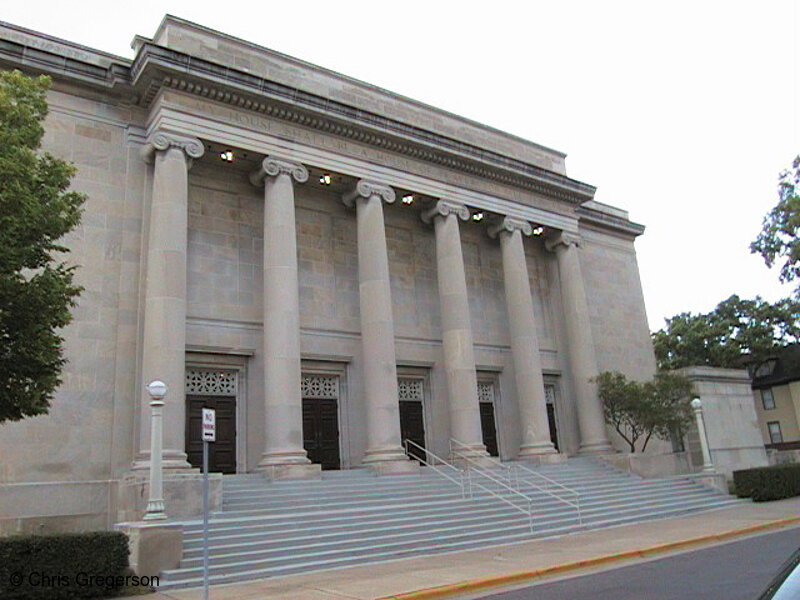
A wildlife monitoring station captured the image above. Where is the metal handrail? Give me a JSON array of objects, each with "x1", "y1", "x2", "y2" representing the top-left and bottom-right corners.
[
  {"x1": 403, "y1": 439, "x2": 467, "y2": 498},
  {"x1": 512, "y1": 462, "x2": 582, "y2": 525},
  {"x1": 447, "y1": 439, "x2": 534, "y2": 532},
  {"x1": 448, "y1": 438, "x2": 519, "y2": 488}
]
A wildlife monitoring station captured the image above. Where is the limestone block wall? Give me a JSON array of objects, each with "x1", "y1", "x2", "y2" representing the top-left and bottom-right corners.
[
  {"x1": 0, "y1": 87, "x2": 146, "y2": 532},
  {"x1": 579, "y1": 227, "x2": 656, "y2": 381},
  {"x1": 679, "y1": 367, "x2": 769, "y2": 479}
]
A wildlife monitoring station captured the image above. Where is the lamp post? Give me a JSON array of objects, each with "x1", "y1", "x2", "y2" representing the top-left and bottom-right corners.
[
  {"x1": 143, "y1": 380, "x2": 168, "y2": 520},
  {"x1": 691, "y1": 397, "x2": 715, "y2": 473}
]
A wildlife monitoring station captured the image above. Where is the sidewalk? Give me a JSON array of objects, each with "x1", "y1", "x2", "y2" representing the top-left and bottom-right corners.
[{"x1": 144, "y1": 497, "x2": 800, "y2": 600}]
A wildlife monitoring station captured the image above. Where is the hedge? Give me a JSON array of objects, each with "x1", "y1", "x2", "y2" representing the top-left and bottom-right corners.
[
  {"x1": 0, "y1": 531, "x2": 129, "y2": 599},
  {"x1": 733, "y1": 463, "x2": 800, "y2": 502}
]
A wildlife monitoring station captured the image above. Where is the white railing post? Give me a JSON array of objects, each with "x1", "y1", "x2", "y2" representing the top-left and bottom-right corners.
[
  {"x1": 143, "y1": 380, "x2": 168, "y2": 521},
  {"x1": 691, "y1": 398, "x2": 715, "y2": 473}
]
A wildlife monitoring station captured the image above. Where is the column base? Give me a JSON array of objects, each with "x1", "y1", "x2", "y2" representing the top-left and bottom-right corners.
[
  {"x1": 259, "y1": 463, "x2": 322, "y2": 481},
  {"x1": 130, "y1": 451, "x2": 195, "y2": 472},
  {"x1": 362, "y1": 446, "x2": 419, "y2": 475},
  {"x1": 577, "y1": 440, "x2": 615, "y2": 456},
  {"x1": 365, "y1": 459, "x2": 420, "y2": 476},
  {"x1": 517, "y1": 449, "x2": 567, "y2": 465}
]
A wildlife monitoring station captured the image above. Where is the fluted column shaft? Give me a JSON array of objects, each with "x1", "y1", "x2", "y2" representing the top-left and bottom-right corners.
[
  {"x1": 344, "y1": 181, "x2": 415, "y2": 472},
  {"x1": 423, "y1": 201, "x2": 487, "y2": 456},
  {"x1": 136, "y1": 132, "x2": 203, "y2": 469},
  {"x1": 548, "y1": 233, "x2": 612, "y2": 454},
  {"x1": 251, "y1": 158, "x2": 315, "y2": 473},
  {"x1": 492, "y1": 218, "x2": 557, "y2": 458}
]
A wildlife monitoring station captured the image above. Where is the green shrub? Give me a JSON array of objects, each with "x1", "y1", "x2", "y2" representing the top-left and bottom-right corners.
[
  {"x1": 0, "y1": 531, "x2": 129, "y2": 599},
  {"x1": 733, "y1": 463, "x2": 800, "y2": 502}
]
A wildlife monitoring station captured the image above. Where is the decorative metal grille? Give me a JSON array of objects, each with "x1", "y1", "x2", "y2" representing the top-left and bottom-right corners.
[
  {"x1": 185, "y1": 368, "x2": 237, "y2": 396},
  {"x1": 301, "y1": 374, "x2": 338, "y2": 399},
  {"x1": 398, "y1": 378, "x2": 424, "y2": 401},
  {"x1": 477, "y1": 382, "x2": 495, "y2": 404},
  {"x1": 544, "y1": 384, "x2": 556, "y2": 405}
]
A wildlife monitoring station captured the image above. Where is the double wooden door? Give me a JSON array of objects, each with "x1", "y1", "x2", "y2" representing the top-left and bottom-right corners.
[
  {"x1": 302, "y1": 398, "x2": 341, "y2": 470},
  {"x1": 185, "y1": 395, "x2": 236, "y2": 474},
  {"x1": 480, "y1": 402, "x2": 499, "y2": 457},
  {"x1": 399, "y1": 400, "x2": 426, "y2": 460}
]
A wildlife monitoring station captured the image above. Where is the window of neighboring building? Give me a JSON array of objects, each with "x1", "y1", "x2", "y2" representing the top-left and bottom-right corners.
[
  {"x1": 768, "y1": 421, "x2": 783, "y2": 444},
  {"x1": 761, "y1": 388, "x2": 776, "y2": 410}
]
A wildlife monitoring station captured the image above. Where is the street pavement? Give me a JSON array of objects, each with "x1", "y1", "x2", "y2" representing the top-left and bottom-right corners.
[
  {"x1": 140, "y1": 496, "x2": 800, "y2": 600},
  {"x1": 474, "y1": 527, "x2": 800, "y2": 600}
]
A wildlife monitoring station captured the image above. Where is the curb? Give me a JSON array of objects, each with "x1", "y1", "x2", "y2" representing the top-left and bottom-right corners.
[{"x1": 379, "y1": 516, "x2": 800, "y2": 600}]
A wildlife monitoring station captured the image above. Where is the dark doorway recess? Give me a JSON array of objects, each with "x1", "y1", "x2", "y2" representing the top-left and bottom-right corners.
[
  {"x1": 302, "y1": 398, "x2": 341, "y2": 470},
  {"x1": 400, "y1": 400, "x2": 426, "y2": 461},
  {"x1": 480, "y1": 402, "x2": 499, "y2": 457},
  {"x1": 547, "y1": 404, "x2": 560, "y2": 451},
  {"x1": 186, "y1": 395, "x2": 236, "y2": 474}
]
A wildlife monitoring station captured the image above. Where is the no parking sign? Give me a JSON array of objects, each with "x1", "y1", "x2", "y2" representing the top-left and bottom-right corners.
[{"x1": 201, "y1": 408, "x2": 216, "y2": 442}]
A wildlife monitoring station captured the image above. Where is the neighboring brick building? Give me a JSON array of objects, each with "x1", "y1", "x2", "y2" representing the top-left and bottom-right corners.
[{"x1": 0, "y1": 16, "x2": 658, "y2": 532}]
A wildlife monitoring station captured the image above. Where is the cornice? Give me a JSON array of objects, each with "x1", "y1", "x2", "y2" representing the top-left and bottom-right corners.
[
  {"x1": 576, "y1": 204, "x2": 646, "y2": 238},
  {"x1": 0, "y1": 28, "x2": 598, "y2": 205},
  {"x1": 127, "y1": 42, "x2": 596, "y2": 205}
]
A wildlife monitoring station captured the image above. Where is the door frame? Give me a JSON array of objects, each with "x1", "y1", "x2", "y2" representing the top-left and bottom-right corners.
[
  {"x1": 477, "y1": 373, "x2": 504, "y2": 459},
  {"x1": 301, "y1": 360, "x2": 349, "y2": 468},
  {"x1": 397, "y1": 367, "x2": 432, "y2": 455},
  {"x1": 185, "y1": 353, "x2": 248, "y2": 473},
  {"x1": 542, "y1": 375, "x2": 563, "y2": 454}
]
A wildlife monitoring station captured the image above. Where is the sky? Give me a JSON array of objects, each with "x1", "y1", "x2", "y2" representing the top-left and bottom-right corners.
[{"x1": 3, "y1": 1, "x2": 798, "y2": 331}]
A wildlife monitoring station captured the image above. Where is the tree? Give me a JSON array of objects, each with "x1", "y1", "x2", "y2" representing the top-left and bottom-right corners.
[
  {"x1": 596, "y1": 371, "x2": 694, "y2": 453},
  {"x1": 751, "y1": 156, "x2": 800, "y2": 297},
  {"x1": 652, "y1": 295, "x2": 800, "y2": 371},
  {"x1": 0, "y1": 70, "x2": 84, "y2": 423}
]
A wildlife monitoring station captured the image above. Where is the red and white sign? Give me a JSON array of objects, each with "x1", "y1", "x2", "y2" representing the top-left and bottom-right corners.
[{"x1": 202, "y1": 408, "x2": 216, "y2": 442}]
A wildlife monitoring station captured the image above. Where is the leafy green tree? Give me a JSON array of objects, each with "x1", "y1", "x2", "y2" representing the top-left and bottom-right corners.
[
  {"x1": 751, "y1": 156, "x2": 800, "y2": 296},
  {"x1": 0, "y1": 70, "x2": 84, "y2": 423},
  {"x1": 596, "y1": 371, "x2": 694, "y2": 453},
  {"x1": 652, "y1": 295, "x2": 800, "y2": 371}
]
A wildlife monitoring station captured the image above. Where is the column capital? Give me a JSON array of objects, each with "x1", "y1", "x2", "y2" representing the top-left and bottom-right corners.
[
  {"x1": 544, "y1": 230, "x2": 582, "y2": 252},
  {"x1": 249, "y1": 157, "x2": 309, "y2": 187},
  {"x1": 420, "y1": 199, "x2": 469, "y2": 225},
  {"x1": 140, "y1": 130, "x2": 204, "y2": 164},
  {"x1": 487, "y1": 216, "x2": 533, "y2": 238},
  {"x1": 342, "y1": 179, "x2": 396, "y2": 208}
]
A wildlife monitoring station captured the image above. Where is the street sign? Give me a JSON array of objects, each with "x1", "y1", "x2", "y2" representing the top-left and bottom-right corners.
[{"x1": 201, "y1": 408, "x2": 216, "y2": 442}]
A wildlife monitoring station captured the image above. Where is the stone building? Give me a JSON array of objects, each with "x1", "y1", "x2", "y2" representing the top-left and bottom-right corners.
[{"x1": 0, "y1": 16, "x2": 657, "y2": 532}]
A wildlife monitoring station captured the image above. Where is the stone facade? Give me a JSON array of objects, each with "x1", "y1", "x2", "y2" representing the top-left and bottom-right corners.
[{"x1": 0, "y1": 16, "x2": 658, "y2": 533}]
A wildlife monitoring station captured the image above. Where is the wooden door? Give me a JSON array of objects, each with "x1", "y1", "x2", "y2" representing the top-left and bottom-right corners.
[
  {"x1": 547, "y1": 403, "x2": 560, "y2": 451},
  {"x1": 479, "y1": 402, "x2": 499, "y2": 457},
  {"x1": 399, "y1": 400, "x2": 426, "y2": 460},
  {"x1": 302, "y1": 398, "x2": 341, "y2": 470},
  {"x1": 186, "y1": 395, "x2": 237, "y2": 474}
]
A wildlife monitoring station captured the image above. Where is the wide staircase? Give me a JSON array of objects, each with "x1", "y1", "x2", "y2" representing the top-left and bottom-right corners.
[{"x1": 159, "y1": 456, "x2": 744, "y2": 588}]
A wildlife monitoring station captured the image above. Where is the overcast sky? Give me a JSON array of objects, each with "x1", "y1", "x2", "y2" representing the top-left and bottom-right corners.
[{"x1": 3, "y1": 1, "x2": 798, "y2": 331}]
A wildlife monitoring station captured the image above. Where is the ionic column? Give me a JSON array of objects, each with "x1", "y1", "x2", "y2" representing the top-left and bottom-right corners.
[
  {"x1": 250, "y1": 158, "x2": 320, "y2": 479},
  {"x1": 135, "y1": 131, "x2": 203, "y2": 469},
  {"x1": 546, "y1": 232, "x2": 612, "y2": 454},
  {"x1": 488, "y1": 217, "x2": 558, "y2": 460},
  {"x1": 422, "y1": 201, "x2": 488, "y2": 458},
  {"x1": 342, "y1": 180, "x2": 417, "y2": 474}
]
